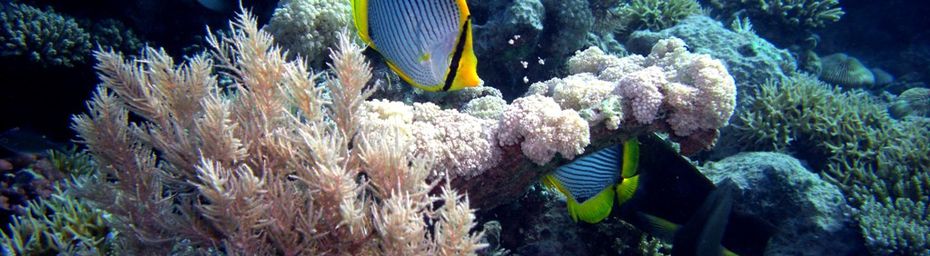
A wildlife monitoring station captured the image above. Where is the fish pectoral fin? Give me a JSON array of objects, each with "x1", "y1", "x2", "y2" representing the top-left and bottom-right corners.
[
  {"x1": 615, "y1": 174, "x2": 639, "y2": 205},
  {"x1": 568, "y1": 186, "x2": 615, "y2": 224},
  {"x1": 637, "y1": 212, "x2": 680, "y2": 242}
]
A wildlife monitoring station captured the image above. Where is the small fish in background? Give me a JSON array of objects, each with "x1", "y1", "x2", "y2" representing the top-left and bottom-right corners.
[
  {"x1": 351, "y1": 0, "x2": 483, "y2": 92},
  {"x1": 542, "y1": 134, "x2": 775, "y2": 255},
  {"x1": 196, "y1": 0, "x2": 234, "y2": 12},
  {"x1": 0, "y1": 127, "x2": 65, "y2": 164}
]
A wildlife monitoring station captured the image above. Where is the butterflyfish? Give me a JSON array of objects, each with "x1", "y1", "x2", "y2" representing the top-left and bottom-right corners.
[
  {"x1": 542, "y1": 134, "x2": 775, "y2": 256},
  {"x1": 351, "y1": 0, "x2": 482, "y2": 92}
]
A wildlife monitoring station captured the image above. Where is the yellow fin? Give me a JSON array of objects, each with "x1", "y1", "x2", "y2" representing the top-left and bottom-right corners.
[
  {"x1": 615, "y1": 174, "x2": 639, "y2": 206},
  {"x1": 350, "y1": 0, "x2": 372, "y2": 46},
  {"x1": 621, "y1": 138, "x2": 640, "y2": 178},
  {"x1": 448, "y1": 21, "x2": 482, "y2": 91},
  {"x1": 542, "y1": 174, "x2": 615, "y2": 224},
  {"x1": 723, "y1": 247, "x2": 739, "y2": 256},
  {"x1": 567, "y1": 184, "x2": 615, "y2": 224},
  {"x1": 637, "y1": 213, "x2": 680, "y2": 242}
]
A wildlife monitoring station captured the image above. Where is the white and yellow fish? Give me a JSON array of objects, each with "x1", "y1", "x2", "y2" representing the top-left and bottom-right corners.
[{"x1": 351, "y1": 0, "x2": 483, "y2": 92}]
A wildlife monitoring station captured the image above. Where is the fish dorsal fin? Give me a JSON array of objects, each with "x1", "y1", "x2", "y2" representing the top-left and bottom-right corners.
[
  {"x1": 674, "y1": 184, "x2": 734, "y2": 256},
  {"x1": 621, "y1": 138, "x2": 640, "y2": 178}
]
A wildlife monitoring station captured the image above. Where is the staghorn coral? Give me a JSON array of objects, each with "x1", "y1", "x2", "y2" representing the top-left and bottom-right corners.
[
  {"x1": 858, "y1": 198, "x2": 930, "y2": 255},
  {"x1": 0, "y1": 3, "x2": 92, "y2": 67},
  {"x1": 267, "y1": 0, "x2": 353, "y2": 67},
  {"x1": 1, "y1": 185, "x2": 114, "y2": 255},
  {"x1": 734, "y1": 74, "x2": 930, "y2": 254},
  {"x1": 708, "y1": 0, "x2": 844, "y2": 30},
  {"x1": 69, "y1": 11, "x2": 485, "y2": 255}
]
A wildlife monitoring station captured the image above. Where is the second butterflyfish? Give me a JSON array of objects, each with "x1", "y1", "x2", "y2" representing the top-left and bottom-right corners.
[{"x1": 351, "y1": 0, "x2": 482, "y2": 92}]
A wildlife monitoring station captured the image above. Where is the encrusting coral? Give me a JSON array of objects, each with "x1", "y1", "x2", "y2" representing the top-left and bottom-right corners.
[{"x1": 67, "y1": 11, "x2": 485, "y2": 255}]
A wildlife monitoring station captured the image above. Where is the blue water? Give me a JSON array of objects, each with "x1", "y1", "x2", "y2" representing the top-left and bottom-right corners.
[{"x1": 1, "y1": 0, "x2": 928, "y2": 255}]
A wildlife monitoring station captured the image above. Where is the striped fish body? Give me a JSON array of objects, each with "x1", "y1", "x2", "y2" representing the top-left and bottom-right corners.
[
  {"x1": 543, "y1": 145, "x2": 625, "y2": 224},
  {"x1": 551, "y1": 145, "x2": 623, "y2": 202},
  {"x1": 352, "y1": 0, "x2": 482, "y2": 92}
]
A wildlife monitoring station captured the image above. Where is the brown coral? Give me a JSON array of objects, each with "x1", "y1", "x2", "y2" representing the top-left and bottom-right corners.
[{"x1": 819, "y1": 53, "x2": 875, "y2": 88}]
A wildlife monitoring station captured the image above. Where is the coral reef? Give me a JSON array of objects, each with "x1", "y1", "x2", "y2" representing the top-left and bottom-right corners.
[
  {"x1": 498, "y1": 95, "x2": 590, "y2": 165},
  {"x1": 613, "y1": 0, "x2": 702, "y2": 32},
  {"x1": 858, "y1": 197, "x2": 930, "y2": 255},
  {"x1": 627, "y1": 16, "x2": 797, "y2": 102},
  {"x1": 359, "y1": 100, "x2": 503, "y2": 178},
  {"x1": 267, "y1": 0, "x2": 352, "y2": 67},
  {"x1": 889, "y1": 87, "x2": 930, "y2": 118},
  {"x1": 529, "y1": 38, "x2": 736, "y2": 145},
  {"x1": 1, "y1": 186, "x2": 113, "y2": 255},
  {"x1": 68, "y1": 12, "x2": 485, "y2": 254},
  {"x1": 0, "y1": 3, "x2": 92, "y2": 67},
  {"x1": 84, "y1": 19, "x2": 143, "y2": 57},
  {"x1": 707, "y1": 0, "x2": 844, "y2": 30},
  {"x1": 734, "y1": 74, "x2": 930, "y2": 254},
  {"x1": 701, "y1": 152, "x2": 863, "y2": 256}
]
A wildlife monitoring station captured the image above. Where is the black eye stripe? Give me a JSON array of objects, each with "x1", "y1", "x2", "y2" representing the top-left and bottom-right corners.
[{"x1": 443, "y1": 15, "x2": 470, "y2": 92}]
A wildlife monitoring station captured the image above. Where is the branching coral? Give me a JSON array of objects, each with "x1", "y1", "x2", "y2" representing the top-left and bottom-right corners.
[
  {"x1": 1, "y1": 186, "x2": 113, "y2": 255},
  {"x1": 734, "y1": 74, "x2": 930, "y2": 254},
  {"x1": 709, "y1": 0, "x2": 844, "y2": 29},
  {"x1": 858, "y1": 198, "x2": 930, "y2": 255},
  {"x1": 69, "y1": 11, "x2": 484, "y2": 255},
  {"x1": 0, "y1": 3, "x2": 92, "y2": 67}
]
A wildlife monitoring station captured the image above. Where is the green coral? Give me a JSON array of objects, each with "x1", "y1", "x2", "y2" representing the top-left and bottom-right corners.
[
  {"x1": 47, "y1": 146, "x2": 97, "y2": 176},
  {"x1": 709, "y1": 0, "x2": 844, "y2": 29},
  {"x1": 614, "y1": 0, "x2": 702, "y2": 32},
  {"x1": 0, "y1": 3, "x2": 92, "y2": 67},
  {"x1": 735, "y1": 74, "x2": 930, "y2": 254},
  {"x1": 1, "y1": 186, "x2": 114, "y2": 255},
  {"x1": 858, "y1": 198, "x2": 930, "y2": 255}
]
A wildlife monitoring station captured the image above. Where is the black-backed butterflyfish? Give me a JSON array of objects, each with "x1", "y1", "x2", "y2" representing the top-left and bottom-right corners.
[
  {"x1": 351, "y1": 0, "x2": 482, "y2": 92},
  {"x1": 541, "y1": 134, "x2": 775, "y2": 256}
]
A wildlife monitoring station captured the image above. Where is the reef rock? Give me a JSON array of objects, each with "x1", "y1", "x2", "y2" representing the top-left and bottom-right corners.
[{"x1": 700, "y1": 152, "x2": 865, "y2": 256}]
